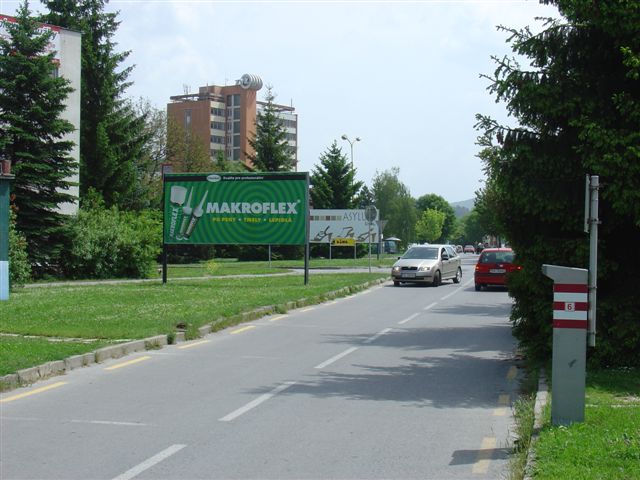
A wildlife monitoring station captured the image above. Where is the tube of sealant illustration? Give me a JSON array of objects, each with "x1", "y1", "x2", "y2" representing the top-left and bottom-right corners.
[
  {"x1": 177, "y1": 188, "x2": 194, "y2": 239},
  {"x1": 183, "y1": 191, "x2": 208, "y2": 239},
  {"x1": 168, "y1": 186, "x2": 187, "y2": 239}
]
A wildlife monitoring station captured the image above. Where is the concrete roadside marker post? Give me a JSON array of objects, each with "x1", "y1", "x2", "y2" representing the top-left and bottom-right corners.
[{"x1": 542, "y1": 264, "x2": 589, "y2": 425}]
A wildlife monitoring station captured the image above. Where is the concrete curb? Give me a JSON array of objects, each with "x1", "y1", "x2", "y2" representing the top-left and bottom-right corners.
[
  {"x1": 0, "y1": 278, "x2": 388, "y2": 393},
  {"x1": 523, "y1": 373, "x2": 549, "y2": 480}
]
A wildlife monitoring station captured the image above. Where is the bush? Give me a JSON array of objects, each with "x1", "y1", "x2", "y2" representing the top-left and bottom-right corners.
[
  {"x1": 62, "y1": 203, "x2": 162, "y2": 279},
  {"x1": 9, "y1": 210, "x2": 32, "y2": 287}
]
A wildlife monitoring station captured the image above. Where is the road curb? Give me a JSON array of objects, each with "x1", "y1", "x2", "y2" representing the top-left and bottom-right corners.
[
  {"x1": 1, "y1": 278, "x2": 388, "y2": 393},
  {"x1": 523, "y1": 373, "x2": 548, "y2": 480}
]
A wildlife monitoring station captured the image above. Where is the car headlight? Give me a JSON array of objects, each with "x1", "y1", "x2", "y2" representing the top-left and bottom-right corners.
[
  {"x1": 418, "y1": 266, "x2": 431, "y2": 272},
  {"x1": 392, "y1": 266, "x2": 400, "y2": 273}
]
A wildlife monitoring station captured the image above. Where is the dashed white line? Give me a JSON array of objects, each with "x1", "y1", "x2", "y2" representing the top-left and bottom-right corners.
[
  {"x1": 441, "y1": 287, "x2": 464, "y2": 301},
  {"x1": 112, "y1": 444, "x2": 186, "y2": 480},
  {"x1": 218, "y1": 382, "x2": 296, "y2": 422},
  {"x1": 423, "y1": 302, "x2": 438, "y2": 311},
  {"x1": 314, "y1": 347, "x2": 359, "y2": 369},
  {"x1": 364, "y1": 328, "x2": 392, "y2": 344},
  {"x1": 398, "y1": 313, "x2": 420, "y2": 325}
]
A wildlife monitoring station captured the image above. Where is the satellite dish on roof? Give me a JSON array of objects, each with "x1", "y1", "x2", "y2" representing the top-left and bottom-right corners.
[{"x1": 237, "y1": 74, "x2": 263, "y2": 91}]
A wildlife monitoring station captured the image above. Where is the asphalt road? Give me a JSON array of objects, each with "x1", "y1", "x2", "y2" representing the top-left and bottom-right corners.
[{"x1": 1, "y1": 261, "x2": 520, "y2": 480}]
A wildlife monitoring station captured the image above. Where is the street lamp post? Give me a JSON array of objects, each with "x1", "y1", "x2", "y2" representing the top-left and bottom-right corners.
[{"x1": 340, "y1": 134, "x2": 361, "y2": 173}]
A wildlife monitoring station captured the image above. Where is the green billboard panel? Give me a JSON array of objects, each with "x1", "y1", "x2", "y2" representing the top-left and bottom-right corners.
[{"x1": 163, "y1": 172, "x2": 309, "y2": 245}]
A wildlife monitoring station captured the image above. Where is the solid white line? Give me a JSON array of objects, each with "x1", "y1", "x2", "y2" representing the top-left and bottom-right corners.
[
  {"x1": 112, "y1": 444, "x2": 186, "y2": 480},
  {"x1": 364, "y1": 328, "x2": 392, "y2": 344},
  {"x1": 398, "y1": 313, "x2": 420, "y2": 325},
  {"x1": 314, "y1": 347, "x2": 359, "y2": 369},
  {"x1": 218, "y1": 382, "x2": 296, "y2": 422},
  {"x1": 70, "y1": 419, "x2": 151, "y2": 427},
  {"x1": 441, "y1": 287, "x2": 464, "y2": 301},
  {"x1": 423, "y1": 302, "x2": 437, "y2": 311}
]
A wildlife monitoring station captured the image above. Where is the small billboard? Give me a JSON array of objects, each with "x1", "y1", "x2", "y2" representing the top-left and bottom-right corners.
[{"x1": 310, "y1": 209, "x2": 379, "y2": 244}]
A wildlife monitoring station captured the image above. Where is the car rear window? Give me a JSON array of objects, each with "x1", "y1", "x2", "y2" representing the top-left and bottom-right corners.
[
  {"x1": 480, "y1": 251, "x2": 515, "y2": 263},
  {"x1": 403, "y1": 247, "x2": 438, "y2": 260}
]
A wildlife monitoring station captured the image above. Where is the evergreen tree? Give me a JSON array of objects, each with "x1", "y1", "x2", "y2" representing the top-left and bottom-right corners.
[
  {"x1": 477, "y1": 1, "x2": 640, "y2": 366},
  {"x1": 0, "y1": 2, "x2": 76, "y2": 270},
  {"x1": 310, "y1": 141, "x2": 363, "y2": 208},
  {"x1": 42, "y1": 0, "x2": 148, "y2": 209},
  {"x1": 248, "y1": 86, "x2": 295, "y2": 172}
]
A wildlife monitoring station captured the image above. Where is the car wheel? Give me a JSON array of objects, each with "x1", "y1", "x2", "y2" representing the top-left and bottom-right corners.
[
  {"x1": 393, "y1": 281, "x2": 400, "y2": 286},
  {"x1": 453, "y1": 267, "x2": 462, "y2": 284},
  {"x1": 475, "y1": 283, "x2": 482, "y2": 291},
  {"x1": 432, "y1": 271, "x2": 441, "y2": 287}
]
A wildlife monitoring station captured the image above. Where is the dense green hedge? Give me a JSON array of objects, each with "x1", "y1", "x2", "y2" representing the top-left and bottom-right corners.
[{"x1": 62, "y1": 204, "x2": 161, "y2": 279}]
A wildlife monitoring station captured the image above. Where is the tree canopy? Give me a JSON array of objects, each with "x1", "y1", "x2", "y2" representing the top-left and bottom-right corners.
[{"x1": 476, "y1": 0, "x2": 640, "y2": 366}]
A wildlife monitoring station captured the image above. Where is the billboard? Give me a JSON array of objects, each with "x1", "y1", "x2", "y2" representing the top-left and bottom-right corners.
[
  {"x1": 310, "y1": 209, "x2": 379, "y2": 244},
  {"x1": 163, "y1": 172, "x2": 308, "y2": 245}
]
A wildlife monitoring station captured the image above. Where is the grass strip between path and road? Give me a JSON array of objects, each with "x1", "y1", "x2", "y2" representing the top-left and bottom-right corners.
[
  {"x1": 0, "y1": 273, "x2": 387, "y2": 377},
  {"x1": 530, "y1": 368, "x2": 640, "y2": 479}
]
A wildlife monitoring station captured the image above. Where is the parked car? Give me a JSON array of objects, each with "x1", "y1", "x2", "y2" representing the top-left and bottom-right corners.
[
  {"x1": 455, "y1": 245, "x2": 463, "y2": 254},
  {"x1": 474, "y1": 248, "x2": 519, "y2": 291},
  {"x1": 392, "y1": 244, "x2": 462, "y2": 287},
  {"x1": 464, "y1": 245, "x2": 476, "y2": 254}
]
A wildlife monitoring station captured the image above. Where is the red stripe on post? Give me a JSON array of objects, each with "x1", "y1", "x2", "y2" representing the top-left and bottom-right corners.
[
  {"x1": 553, "y1": 284, "x2": 588, "y2": 293},
  {"x1": 553, "y1": 301, "x2": 589, "y2": 311},
  {"x1": 553, "y1": 320, "x2": 588, "y2": 329}
]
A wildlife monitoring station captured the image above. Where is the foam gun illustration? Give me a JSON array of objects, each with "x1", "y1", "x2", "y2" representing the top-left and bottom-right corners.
[
  {"x1": 183, "y1": 191, "x2": 208, "y2": 239},
  {"x1": 169, "y1": 186, "x2": 187, "y2": 239}
]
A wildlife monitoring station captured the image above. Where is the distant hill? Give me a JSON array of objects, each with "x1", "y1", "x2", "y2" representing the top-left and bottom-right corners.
[{"x1": 450, "y1": 198, "x2": 475, "y2": 218}]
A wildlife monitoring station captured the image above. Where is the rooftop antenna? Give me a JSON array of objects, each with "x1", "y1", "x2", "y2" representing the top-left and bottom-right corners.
[{"x1": 183, "y1": 84, "x2": 190, "y2": 95}]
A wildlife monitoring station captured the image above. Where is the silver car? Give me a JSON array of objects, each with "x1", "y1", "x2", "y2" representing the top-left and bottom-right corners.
[{"x1": 391, "y1": 244, "x2": 462, "y2": 287}]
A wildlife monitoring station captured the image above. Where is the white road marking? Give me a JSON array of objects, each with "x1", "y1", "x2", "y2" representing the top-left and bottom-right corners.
[
  {"x1": 398, "y1": 313, "x2": 420, "y2": 325},
  {"x1": 112, "y1": 444, "x2": 186, "y2": 480},
  {"x1": 441, "y1": 287, "x2": 464, "y2": 301},
  {"x1": 70, "y1": 419, "x2": 151, "y2": 427},
  {"x1": 423, "y1": 302, "x2": 438, "y2": 311},
  {"x1": 219, "y1": 382, "x2": 296, "y2": 422},
  {"x1": 364, "y1": 328, "x2": 392, "y2": 344},
  {"x1": 314, "y1": 347, "x2": 359, "y2": 369}
]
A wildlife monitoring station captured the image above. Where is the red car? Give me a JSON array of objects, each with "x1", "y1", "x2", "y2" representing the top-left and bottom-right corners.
[{"x1": 474, "y1": 248, "x2": 519, "y2": 291}]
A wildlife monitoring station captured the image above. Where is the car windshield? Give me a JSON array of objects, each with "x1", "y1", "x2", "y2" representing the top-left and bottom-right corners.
[
  {"x1": 480, "y1": 251, "x2": 515, "y2": 263},
  {"x1": 402, "y1": 247, "x2": 438, "y2": 260}
]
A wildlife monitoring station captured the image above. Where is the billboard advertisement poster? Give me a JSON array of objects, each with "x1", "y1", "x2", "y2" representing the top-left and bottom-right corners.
[
  {"x1": 310, "y1": 209, "x2": 379, "y2": 244},
  {"x1": 163, "y1": 172, "x2": 309, "y2": 245}
]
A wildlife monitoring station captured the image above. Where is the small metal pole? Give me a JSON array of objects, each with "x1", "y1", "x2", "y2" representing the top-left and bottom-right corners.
[
  {"x1": 162, "y1": 244, "x2": 168, "y2": 285},
  {"x1": 588, "y1": 176, "x2": 599, "y2": 347},
  {"x1": 368, "y1": 223, "x2": 372, "y2": 273}
]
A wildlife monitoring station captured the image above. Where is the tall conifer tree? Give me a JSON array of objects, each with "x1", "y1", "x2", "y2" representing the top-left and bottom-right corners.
[
  {"x1": 42, "y1": 0, "x2": 148, "y2": 209},
  {"x1": 248, "y1": 86, "x2": 295, "y2": 172},
  {"x1": 0, "y1": 2, "x2": 76, "y2": 269},
  {"x1": 310, "y1": 141, "x2": 362, "y2": 208}
]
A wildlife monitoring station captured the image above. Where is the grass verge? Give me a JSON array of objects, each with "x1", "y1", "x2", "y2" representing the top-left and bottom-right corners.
[
  {"x1": 531, "y1": 367, "x2": 640, "y2": 479},
  {"x1": 1, "y1": 273, "x2": 387, "y2": 377}
]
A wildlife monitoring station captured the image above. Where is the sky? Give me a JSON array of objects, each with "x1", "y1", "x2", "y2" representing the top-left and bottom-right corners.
[{"x1": 1, "y1": 0, "x2": 560, "y2": 204}]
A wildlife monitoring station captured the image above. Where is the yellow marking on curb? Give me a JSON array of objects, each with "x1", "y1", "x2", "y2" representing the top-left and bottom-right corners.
[
  {"x1": 498, "y1": 394, "x2": 510, "y2": 405},
  {"x1": 472, "y1": 436, "x2": 497, "y2": 474},
  {"x1": 230, "y1": 325, "x2": 256, "y2": 335},
  {"x1": 299, "y1": 307, "x2": 314, "y2": 313},
  {"x1": 1, "y1": 382, "x2": 67, "y2": 404},
  {"x1": 178, "y1": 340, "x2": 210, "y2": 350},
  {"x1": 507, "y1": 365, "x2": 518, "y2": 381},
  {"x1": 104, "y1": 356, "x2": 151, "y2": 371},
  {"x1": 268, "y1": 315, "x2": 287, "y2": 322},
  {"x1": 493, "y1": 394, "x2": 511, "y2": 416},
  {"x1": 493, "y1": 408, "x2": 508, "y2": 416}
]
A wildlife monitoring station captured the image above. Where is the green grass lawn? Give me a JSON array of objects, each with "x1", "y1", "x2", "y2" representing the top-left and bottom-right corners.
[
  {"x1": 1, "y1": 272, "x2": 387, "y2": 378},
  {"x1": 532, "y1": 368, "x2": 640, "y2": 479}
]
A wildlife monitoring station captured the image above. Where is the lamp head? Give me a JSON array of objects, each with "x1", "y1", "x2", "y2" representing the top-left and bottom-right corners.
[
  {"x1": 341, "y1": 134, "x2": 348, "y2": 140},
  {"x1": 355, "y1": 137, "x2": 361, "y2": 142}
]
